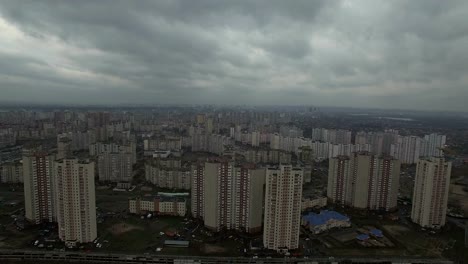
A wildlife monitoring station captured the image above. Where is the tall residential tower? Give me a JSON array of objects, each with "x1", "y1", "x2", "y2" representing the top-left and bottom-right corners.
[
  {"x1": 23, "y1": 150, "x2": 56, "y2": 224},
  {"x1": 411, "y1": 157, "x2": 451, "y2": 228},
  {"x1": 55, "y1": 158, "x2": 97, "y2": 246},
  {"x1": 263, "y1": 165, "x2": 303, "y2": 251}
]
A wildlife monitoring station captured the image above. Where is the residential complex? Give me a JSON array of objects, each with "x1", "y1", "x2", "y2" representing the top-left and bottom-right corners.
[
  {"x1": 411, "y1": 157, "x2": 452, "y2": 229},
  {"x1": 55, "y1": 158, "x2": 97, "y2": 245},
  {"x1": 263, "y1": 165, "x2": 303, "y2": 251},
  {"x1": 327, "y1": 152, "x2": 400, "y2": 211},
  {"x1": 23, "y1": 150, "x2": 57, "y2": 224},
  {"x1": 191, "y1": 160, "x2": 265, "y2": 233}
]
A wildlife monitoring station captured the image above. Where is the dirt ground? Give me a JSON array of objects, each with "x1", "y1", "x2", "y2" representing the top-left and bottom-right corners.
[
  {"x1": 108, "y1": 223, "x2": 143, "y2": 235},
  {"x1": 202, "y1": 244, "x2": 226, "y2": 254}
]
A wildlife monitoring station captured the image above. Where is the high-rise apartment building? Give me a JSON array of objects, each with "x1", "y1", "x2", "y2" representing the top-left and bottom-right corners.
[
  {"x1": 55, "y1": 158, "x2": 97, "y2": 245},
  {"x1": 98, "y1": 152, "x2": 133, "y2": 182},
  {"x1": 263, "y1": 165, "x2": 303, "y2": 251},
  {"x1": 0, "y1": 161, "x2": 23, "y2": 183},
  {"x1": 327, "y1": 152, "x2": 400, "y2": 211},
  {"x1": 191, "y1": 162, "x2": 205, "y2": 219},
  {"x1": 411, "y1": 157, "x2": 451, "y2": 229},
  {"x1": 23, "y1": 151, "x2": 56, "y2": 224},
  {"x1": 421, "y1": 133, "x2": 446, "y2": 157},
  {"x1": 395, "y1": 136, "x2": 422, "y2": 164},
  {"x1": 89, "y1": 142, "x2": 136, "y2": 164},
  {"x1": 191, "y1": 159, "x2": 265, "y2": 233}
]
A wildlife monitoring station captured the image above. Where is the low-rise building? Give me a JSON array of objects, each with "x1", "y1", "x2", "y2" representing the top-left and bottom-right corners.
[
  {"x1": 302, "y1": 210, "x2": 351, "y2": 234},
  {"x1": 129, "y1": 196, "x2": 186, "y2": 216},
  {"x1": 145, "y1": 164, "x2": 191, "y2": 190},
  {"x1": 302, "y1": 196, "x2": 327, "y2": 211}
]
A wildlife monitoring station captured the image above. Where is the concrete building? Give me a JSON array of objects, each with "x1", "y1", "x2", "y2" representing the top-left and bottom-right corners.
[
  {"x1": 302, "y1": 196, "x2": 327, "y2": 211},
  {"x1": 145, "y1": 164, "x2": 191, "y2": 190},
  {"x1": 0, "y1": 161, "x2": 23, "y2": 183},
  {"x1": 55, "y1": 158, "x2": 97, "y2": 245},
  {"x1": 0, "y1": 128, "x2": 16, "y2": 148},
  {"x1": 190, "y1": 162, "x2": 205, "y2": 219},
  {"x1": 23, "y1": 151, "x2": 56, "y2": 224},
  {"x1": 57, "y1": 138, "x2": 72, "y2": 160},
  {"x1": 327, "y1": 153, "x2": 400, "y2": 211},
  {"x1": 97, "y1": 152, "x2": 133, "y2": 182},
  {"x1": 312, "y1": 128, "x2": 351, "y2": 144},
  {"x1": 411, "y1": 157, "x2": 451, "y2": 229},
  {"x1": 129, "y1": 196, "x2": 186, "y2": 216},
  {"x1": 191, "y1": 160, "x2": 265, "y2": 233},
  {"x1": 263, "y1": 165, "x2": 303, "y2": 251},
  {"x1": 395, "y1": 136, "x2": 422, "y2": 164},
  {"x1": 244, "y1": 149, "x2": 291, "y2": 164},
  {"x1": 421, "y1": 133, "x2": 446, "y2": 157},
  {"x1": 368, "y1": 156, "x2": 401, "y2": 211},
  {"x1": 251, "y1": 131, "x2": 260, "y2": 147},
  {"x1": 89, "y1": 142, "x2": 136, "y2": 164},
  {"x1": 143, "y1": 136, "x2": 182, "y2": 152}
]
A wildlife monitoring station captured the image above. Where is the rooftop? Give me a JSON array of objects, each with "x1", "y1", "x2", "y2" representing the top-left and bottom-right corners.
[{"x1": 302, "y1": 210, "x2": 350, "y2": 226}]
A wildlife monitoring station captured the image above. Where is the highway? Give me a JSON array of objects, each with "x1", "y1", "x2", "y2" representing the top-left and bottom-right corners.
[{"x1": 0, "y1": 249, "x2": 454, "y2": 263}]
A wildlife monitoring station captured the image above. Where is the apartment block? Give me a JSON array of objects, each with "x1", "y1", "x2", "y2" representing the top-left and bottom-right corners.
[
  {"x1": 55, "y1": 159, "x2": 97, "y2": 245},
  {"x1": 129, "y1": 196, "x2": 186, "y2": 216},
  {"x1": 23, "y1": 151, "x2": 56, "y2": 224},
  {"x1": 191, "y1": 159, "x2": 265, "y2": 233},
  {"x1": 327, "y1": 152, "x2": 400, "y2": 211},
  {"x1": 411, "y1": 157, "x2": 451, "y2": 228},
  {"x1": 0, "y1": 161, "x2": 23, "y2": 183},
  {"x1": 98, "y1": 152, "x2": 133, "y2": 182},
  {"x1": 263, "y1": 165, "x2": 303, "y2": 251}
]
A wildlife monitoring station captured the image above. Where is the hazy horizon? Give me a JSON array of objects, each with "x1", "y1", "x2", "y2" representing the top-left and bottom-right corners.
[{"x1": 1, "y1": 0, "x2": 468, "y2": 112}]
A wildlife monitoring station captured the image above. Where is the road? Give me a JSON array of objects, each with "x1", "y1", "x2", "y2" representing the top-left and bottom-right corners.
[{"x1": 0, "y1": 249, "x2": 454, "y2": 264}]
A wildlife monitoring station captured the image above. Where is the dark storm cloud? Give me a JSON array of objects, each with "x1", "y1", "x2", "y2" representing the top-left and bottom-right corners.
[{"x1": 0, "y1": 0, "x2": 467, "y2": 111}]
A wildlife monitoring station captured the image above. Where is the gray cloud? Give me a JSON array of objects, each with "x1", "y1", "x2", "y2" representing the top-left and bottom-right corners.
[{"x1": 0, "y1": 0, "x2": 467, "y2": 111}]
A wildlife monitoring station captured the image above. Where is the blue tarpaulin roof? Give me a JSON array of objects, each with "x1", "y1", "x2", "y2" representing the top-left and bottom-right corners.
[
  {"x1": 356, "y1": 234, "x2": 370, "y2": 241},
  {"x1": 370, "y1": 229, "x2": 383, "y2": 237},
  {"x1": 302, "y1": 210, "x2": 350, "y2": 226}
]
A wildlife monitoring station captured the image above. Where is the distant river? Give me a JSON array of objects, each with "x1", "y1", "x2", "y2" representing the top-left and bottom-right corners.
[{"x1": 378, "y1": 117, "x2": 414, "y2": 121}]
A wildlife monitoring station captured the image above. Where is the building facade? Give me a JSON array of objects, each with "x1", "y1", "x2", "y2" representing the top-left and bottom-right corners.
[
  {"x1": 145, "y1": 164, "x2": 191, "y2": 190},
  {"x1": 55, "y1": 159, "x2": 97, "y2": 245},
  {"x1": 129, "y1": 197, "x2": 186, "y2": 216},
  {"x1": 411, "y1": 157, "x2": 451, "y2": 229},
  {"x1": 263, "y1": 165, "x2": 303, "y2": 251},
  {"x1": 98, "y1": 152, "x2": 133, "y2": 182},
  {"x1": 0, "y1": 161, "x2": 23, "y2": 183},
  {"x1": 191, "y1": 160, "x2": 265, "y2": 233},
  {"x1": 327, "y1": 152, "x2": 400, "y2": 211},
  {"x1": 23, "y1": 151, "x2": 56, "y2": 224}
]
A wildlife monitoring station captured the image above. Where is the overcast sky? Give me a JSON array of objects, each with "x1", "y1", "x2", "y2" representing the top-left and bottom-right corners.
[{"x1": 1, "y1": 0, "x2": 467, "y2": 111}]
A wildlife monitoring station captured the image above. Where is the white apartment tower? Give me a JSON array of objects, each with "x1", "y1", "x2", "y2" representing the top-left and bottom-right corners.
[
  {"x1": 55, "y1": 158, "x2": 97, "y2": 245},
  {"x1": 411, "y1": 157, "x2": 451, "y2": 229},
  {"x1": 23, "y1": 151, "x2": 56, "y2": 224},
  {"x1": 263, "y1": 165, "x2": 303, "y2": 251}
]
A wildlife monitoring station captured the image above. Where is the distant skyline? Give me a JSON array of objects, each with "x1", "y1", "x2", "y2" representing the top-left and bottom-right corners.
[{"x1": 1, "y1": 0, "x2": 468, "y2": 111}]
